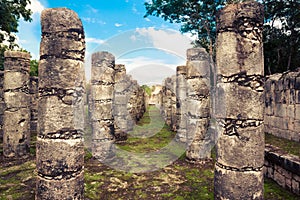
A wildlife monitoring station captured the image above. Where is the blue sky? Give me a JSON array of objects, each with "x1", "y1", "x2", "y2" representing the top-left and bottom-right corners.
[{"x1": 16, "y1": 0, "x2": 194, "y2": 84}]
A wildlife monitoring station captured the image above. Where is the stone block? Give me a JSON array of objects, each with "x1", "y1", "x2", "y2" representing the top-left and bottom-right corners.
[
  {"x1": 38, "y1": 96, "x2": 84, "y2": 137},
  {"x1": 36, "y1": 171, "x2": 84, "y2": 199},
  {"x1": 186, "y1": 78, "x2": 210, "y2": 97},
  {"x1": 214, "y1": 165, "x2": 264, "y2": 200},
  {"x1": 217, "y1": 123, "x2": 264, "y2": 169},
  {"x1": 91, "y1": 66, "x2": 115, "y2": 84},
  {"x1": 3, "y1": 108, "x2": 30, "y2": 157},
  {"x1": 186, "y1": 61, "x2": 210, "y2": 78},
  {"x1": 90, "y1": 84, "x2": 114, "y2": 101},
  {"x1": 36, "y1": 138, "x2": 84, "y2": 177},
  {"x1": 292, "y1": 179, "x2": 300, "y2": 195},
  {"x1": 4, "y1": 92, "x2": 30, "y2": 109},
  {"x1": 3, "y1": 71, "x2": 28, "y2": 90},
  {"x1": 186, "y1": 98, "x2": 210, "y2": 118},
  {"x1": 215, "y1": 82, "x2": 264, "y2": 119},
  {"x1": 39, "y1": 58, "x2": 84, "y2": 89}
]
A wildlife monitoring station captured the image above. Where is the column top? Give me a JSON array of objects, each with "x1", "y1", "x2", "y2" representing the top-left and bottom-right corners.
[
  {"x1": 4, "y1": 50, "x2": 31, "y2": 60},
  {"x1": 41, "y1": 8, "x2": 83, "y2": 33}
]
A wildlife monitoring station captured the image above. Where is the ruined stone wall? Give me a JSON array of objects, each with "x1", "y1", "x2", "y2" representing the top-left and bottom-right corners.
[
  {"x1": 265, "y1": 71, "x2": 300, "y2": 142},
  {"x1": 36, "y1": 8, "x2": 85, "y2": 199},
  {"x1": 264, "y1": 144, "x2": 300, "y2": 195},
  {"x1": 3, "y1": 51, "x2": 31, "y2": 158},
  {"x1": 214, "y1": 1, "x2": 264, "y2": 199}
]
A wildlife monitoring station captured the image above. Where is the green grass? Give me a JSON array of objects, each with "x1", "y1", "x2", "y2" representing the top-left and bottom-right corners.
[
  {"x1": 264, "y1": 178, "x2": 299, "y2": 200},
  {"x1": 265, "y1": 133, "x2": 300, "y2": 157}
]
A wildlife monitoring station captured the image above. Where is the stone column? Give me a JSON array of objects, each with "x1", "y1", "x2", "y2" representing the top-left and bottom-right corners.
[
  {"x1": 113, "y1": 64, "x2": 128, "y2": 142},
  {"x1": 91, "y1": 51, "x2": 115, "y2": 160},
  {"x1": 36, "y1": 8, "x2": 85, "y2": 199},
  {"x1": 170, "y1": 75, "x2": 177, "y2": 131},
  {"x1": 185, "y1": 48, "x2": 210, "y2": 162},
  {"x1": 214, "y1": 1, "x2": 264, "y2": 199},
  {"x1": 176, "y1": 65, "x2": 187, "y2": 142},
  {"x1": 29, "y1": 76, "x2": 38, "y2": 136},
  {"x1": 3, "y1": 51, "x2": 31, "y2": 158},
  {"x1": 0, "y1": 70, "x2": 4, "y2": 140}
]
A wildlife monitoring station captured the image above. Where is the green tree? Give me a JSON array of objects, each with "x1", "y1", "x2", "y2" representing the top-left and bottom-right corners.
[
  {"x1": 0, "y1": 0, "x2": 32, "y2": 70},
  {"x1": 145, "y1": 0, "x2": 300, "y2": 74},
  {"x1": 263, "y1": 0, "x2": 300, "y2": 74},
  {"x1": 30, "y1": 59, "x2": 38, "y2": 76},
  {"x1": 141, "y1": 85, "x2": 152, "y2": 96}
]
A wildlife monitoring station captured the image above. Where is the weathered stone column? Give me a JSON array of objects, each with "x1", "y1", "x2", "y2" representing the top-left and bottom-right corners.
[
  {"x1": 0, "y1": 70, "x2": 4, "y2": 140},
  {"x1": 214, "y1": 1, "x2": 264, "y2": 199},
  {"x1": 36, "y1": 8, "x2": 85, "y2": 199},
  {"x1": 185, "y1": 48, "x2": 210, "y2": 162},
  {"x1": 170, "y1": 75, "x2": 177, "y2": 131},
  {"x1": 113, "y1": 64, "x2": 128, "y2": 142},
  {"x1": 29, "y1": 76, "x2": 38, "y2": 136},
  {"x1": 91, "y1": 51, "x2": 115, "y2": 160},
  {"x1": 3, "y1": 51, "x2": 31, "y2": 157},
  {"x1": 176, "y1": 65, "x2": 187, "y2": 142}
]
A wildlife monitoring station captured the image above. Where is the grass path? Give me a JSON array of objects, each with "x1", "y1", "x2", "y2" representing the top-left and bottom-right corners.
[{"x1": 0, "y1": 105, "x2": 299, "y2": 199}]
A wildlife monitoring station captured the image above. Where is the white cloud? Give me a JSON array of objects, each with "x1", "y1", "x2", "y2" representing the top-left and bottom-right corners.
[
  {"x1": 86, "y1": 37, "x2": 105, "y2": 45},
  {"x1": 135, "y1": 27, "x2": 193, "y2": 59},
  {"x1": 26, "y1": 0, "x2": 44, "y2": 14},
  {"x1": 86, "y1": 5, "x2": 99, "y2": 14},
  {"x1": 132, "y1": 4, "x2": 139, "y2": 14},
  {"x1": 115, "y1": 23, "x2": 123, "y2": 27},
  {"x1": 117, "y1": 56, "x2": 177, "y2": 85},
  {"x1": 82, "y1": 17, "x2": 106, "y2": 25},
  {"x1": 145, "y1": 18, "x2": 151, "y2": 22}
]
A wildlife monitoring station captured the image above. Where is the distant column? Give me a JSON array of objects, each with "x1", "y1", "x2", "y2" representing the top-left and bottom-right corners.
[
  {"x1": 113, "y1": 64, "x2": 128, "y2": 142},
  {"x1": 3, "y1": 51, "x2": 31, "y2": 158},
  {"x1": 176, "y1": 65, "x2": 187, "y2": 142},
  {"x1": 36, "y1": 8, "x2": 85, "y2": 199},
  {"x1": 185, "y1": 48, "x2": 211, "y2": 162},
  {"x1": 91, "y1": 51, "x2": 115, "y2": 160},
  {"x1": 214, "y1": 1, "x2": 264, "y2": 199}
]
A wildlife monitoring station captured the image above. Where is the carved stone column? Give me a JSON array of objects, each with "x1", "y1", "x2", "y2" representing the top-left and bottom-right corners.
[
  {"x1": 214, "y1": 1, "x2": 264, "y2": 199},
  {"x1": 36, "y1": 8, "x2": 85, "y2": 199},
  {"x1": 3, "y1": 51, "x2": 31, "y2": 158},
  {"x1": 185, "y1": 48, "x2": 210, "y2": 162}
]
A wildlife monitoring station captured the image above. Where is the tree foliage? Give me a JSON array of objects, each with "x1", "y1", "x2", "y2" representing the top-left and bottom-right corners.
[
  {"x1": 144, "y1": 0, "x2": 300, "y2": 74},
  {"x1": 263, "y1": 0, "x2": 300, "y2": 74},
  {"x1": 30, "y1": 59, "x2": 38, "y2": 76},
  {"x1": 0, "y1": 0, "x2": 32, "y2": 70},
  {"x1": 141, "y1": 85, "x2": 152, "y2": 96}
]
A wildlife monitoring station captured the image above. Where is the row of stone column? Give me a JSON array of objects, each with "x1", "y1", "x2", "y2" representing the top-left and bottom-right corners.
[
  {"x1": 159, "y1": 2, "x2": 265, "y2": 199},
  {"x1": 159, "y1": 48, "x2": 211, "y2": 162},
  {"x1": 90, "y1": 52, "x2": 147, "y2": 160}
]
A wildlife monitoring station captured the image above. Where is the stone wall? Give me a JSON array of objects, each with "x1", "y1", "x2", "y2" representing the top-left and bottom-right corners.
[
  {"x1": 265, "y1": 71, "x2": 300, "y2": 142},
  {"x1": 264, "y1": 144, "x2": 300, "y2": 195}
]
